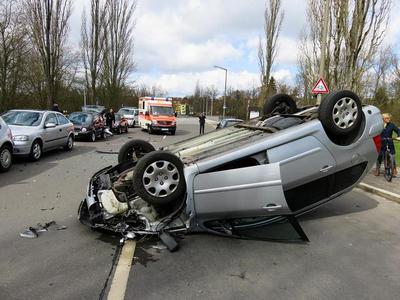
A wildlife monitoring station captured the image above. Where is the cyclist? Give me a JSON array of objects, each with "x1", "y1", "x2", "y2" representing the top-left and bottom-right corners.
[{"x1": 375, "y1": 113, "x2": 400, "y2": 176}]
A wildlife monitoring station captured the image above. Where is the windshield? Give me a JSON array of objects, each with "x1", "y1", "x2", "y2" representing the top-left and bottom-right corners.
[
  {"x1": 68, "y1": 113, "x2": 93, "y2": 125},
  {"x1": 2, "y1": 111, "x2": 43, "y2": 126},
  {"x1": 150, "y1": 106, "x2": 174, "y2": 116},
  {"x1": 118, "y1": 109, "x2": 132, "y2": 115}
]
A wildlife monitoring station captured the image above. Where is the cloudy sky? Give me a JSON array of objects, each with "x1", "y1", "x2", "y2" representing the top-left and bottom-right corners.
[{"x1": 70, "y1": 0, "x2": 400, "y2": 97}]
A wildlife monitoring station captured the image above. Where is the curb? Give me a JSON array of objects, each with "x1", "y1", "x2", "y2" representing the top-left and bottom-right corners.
[{"x1": 357, "y1": 182, "x2": 400, "y2": 204}]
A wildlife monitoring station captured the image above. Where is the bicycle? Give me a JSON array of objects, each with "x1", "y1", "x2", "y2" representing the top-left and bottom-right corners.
[{"x1": 381, "y1": 137, "x2": 400, "y2": 182}]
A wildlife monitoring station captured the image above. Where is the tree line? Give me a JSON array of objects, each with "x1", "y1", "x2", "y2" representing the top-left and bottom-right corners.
[{"x1": 1, "y1": 0, "x2": 399, "y2": 122}]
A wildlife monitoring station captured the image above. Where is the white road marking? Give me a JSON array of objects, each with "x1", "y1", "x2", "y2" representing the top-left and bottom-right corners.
[{"x1": 107, "y1": 240, "x2": 136, "y2": 300}]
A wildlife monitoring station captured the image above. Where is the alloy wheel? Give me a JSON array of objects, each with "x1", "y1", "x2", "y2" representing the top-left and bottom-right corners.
[{"x1": 142, "y1": 160, "x2": 180, "y2": 197}]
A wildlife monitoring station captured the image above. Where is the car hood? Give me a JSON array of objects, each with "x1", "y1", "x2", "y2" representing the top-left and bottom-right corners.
[{"x1": 8, "y1": 125, "x2": 41, "y2": 136}]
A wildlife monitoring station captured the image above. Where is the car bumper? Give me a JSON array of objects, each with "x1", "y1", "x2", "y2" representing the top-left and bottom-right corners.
[
  {"x1": 127, "y1": 119, "x2": 135, "y2": 126},
  {"x1": 74, "y1": 131, "x2": 92, "y2": 139},
  {"x1": 150, "y1": 125, "x2": 176, "y2": 132},
  {"x1": 13, "y1": 141, "x2": 32, "y2": 155}
]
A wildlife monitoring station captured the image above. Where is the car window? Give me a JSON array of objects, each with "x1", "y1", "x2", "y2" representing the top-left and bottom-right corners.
[
  {"x1": 57, "y1": 114, "x2": 70, "y2": 125},
  {"x1": 45, "y1": 113, "x2": 58, "y2": 125},
  {"x1": 2, "y1": 111, "x2": 43, "y2": 126}
]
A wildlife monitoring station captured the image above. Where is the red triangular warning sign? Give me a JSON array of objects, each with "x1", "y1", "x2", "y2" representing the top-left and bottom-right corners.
[{"x1": 312, "y1": 78, "x2": 329, "y2": 94}]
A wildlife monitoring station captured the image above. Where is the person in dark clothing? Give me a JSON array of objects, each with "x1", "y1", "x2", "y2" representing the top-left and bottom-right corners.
[
  {"x1": 199, "y1": 112, "x2": 206, "y2": 135},
  {"x1": 375, "y1": 113, "x2": 400, "y2": 176},
  {"x1": 51, "y1": 103, "x2": 61, "y2": 113},
  {"x1": 105, "y1": 108, "x2": 115, "y2": 129}
]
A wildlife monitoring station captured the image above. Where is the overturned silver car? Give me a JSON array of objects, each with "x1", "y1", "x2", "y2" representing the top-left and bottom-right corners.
[{"x1": 78, "y1": 90, "x2": 383, "y2": 250}]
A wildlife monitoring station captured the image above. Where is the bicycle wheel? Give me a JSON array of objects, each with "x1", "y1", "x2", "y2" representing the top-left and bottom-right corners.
[{"x1": 384, "y1": 151, "x2": 393, "y2": 182}]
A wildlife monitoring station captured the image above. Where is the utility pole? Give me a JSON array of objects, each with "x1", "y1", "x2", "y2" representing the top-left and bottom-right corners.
[
  {"x1": 317, "y1": 0, "x2": 330, "y2": 105},
  {"x1": 214, "y1": 65, "x2": 228, "y2": 118}
]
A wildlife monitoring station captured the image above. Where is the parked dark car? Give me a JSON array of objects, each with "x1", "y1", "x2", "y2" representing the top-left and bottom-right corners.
[
  {"x1": 68, "y1": 111, "x2": 106, "y2": 142},
  {"x1": 112, "y1": 113, "x2": 129, "y2": 134},
  {"x1": 216, "y1": 118, "x2": 244, "y2": 129}
]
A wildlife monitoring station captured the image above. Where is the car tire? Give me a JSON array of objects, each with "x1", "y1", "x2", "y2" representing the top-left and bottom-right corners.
[
  {"x1": 118, "y1": 139, "x2": 156, "y2": 164},
  {"x1": 30, "y1": 140, "x2": 42, "y2": 161},
  {"x1": 133, "y1": 151, "x2": 186, "y2": 207},
  {"x1": 125, "y1": 125, "x2": 129, "y2": 133},
  {"x1": 133, "y1": 121, "x2": 135, "y2": 127},
  {"x1": 263, "y1": 94, "x2": 297, "y2": 115},
  {"x1": 148, "y1": 125, "x2": 153, "y2": 134},
  {"x1": 171, "y1": 130, "x2": 176, "y2": 135},
  {"x1": 89, "y1": 131, "x2": 96, "y2": 142},
  {"x1": 0, "y1": 145, "x2": 12, "y2": 172},
  {"x1": 118, "y1": 127, "x2": 122, "y2": 134},
  {"x1": 64, "y1": 135, "x2": 74, "y2": 151},
  {"x1": 318, "y1": 90, "x2": 362, "y2": 136}
]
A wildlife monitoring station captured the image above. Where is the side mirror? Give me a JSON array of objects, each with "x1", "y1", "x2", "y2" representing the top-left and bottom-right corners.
[
  {"x1": 45, "y1": 122, "x2": 56, "y2": 128},
  {"x1": 145, "y1": 111, "x2": 150, "y2": 116}
]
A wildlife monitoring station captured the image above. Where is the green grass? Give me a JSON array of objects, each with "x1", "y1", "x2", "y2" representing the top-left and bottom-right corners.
[{"x1": 395, "y1": 140, "x2": 400, "y2": 165}]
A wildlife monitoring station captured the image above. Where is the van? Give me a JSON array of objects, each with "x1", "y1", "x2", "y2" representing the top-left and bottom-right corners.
[{"x1": 138, "y1": 97, "x2": 176, "y2": 135}]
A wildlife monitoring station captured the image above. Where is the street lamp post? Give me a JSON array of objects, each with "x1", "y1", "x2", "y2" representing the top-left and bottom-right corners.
[{"x1": 214, "y1": 65, "x2": 228, "y2": 119}]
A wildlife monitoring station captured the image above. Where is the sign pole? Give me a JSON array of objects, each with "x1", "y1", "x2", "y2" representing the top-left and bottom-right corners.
[{"x1": 317, "y1": 0, "x2": 330, "y2": 105}]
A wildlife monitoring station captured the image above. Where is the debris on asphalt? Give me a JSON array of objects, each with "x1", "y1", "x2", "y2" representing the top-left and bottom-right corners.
[
  {"x1": 40, "y1": 207, "x2": 55, "y2": 211},
  {"x1": 19, "y1": 221, "x2": 68, "y2": 238},
  {"x1": 96, "y1": 150, "x2": 119, "y2": 154}
]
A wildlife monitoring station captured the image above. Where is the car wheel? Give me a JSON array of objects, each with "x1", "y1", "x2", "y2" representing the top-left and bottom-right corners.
[
  {"x1": 90, "y1": 131, "x2": 96, "y2": 142},
  {"x1": 171, "y1": 130, "x2": 176, "y2": 135},
  {"x1": 118, "y1": 139, "x2": 156, "y2": 164},
  {"x1": 148, "y1": 125, "x2": 153, "y2": 134},
  {"x1": 133, "y1": 121, "x2": 135, "y2": 127},
  {"x1": 318, "y1": 90, "x2": 362, "y2": 136},
  {"x1": 118, "y1": 127, "x2": 122, "y2": 134},
  {"x1": 133, "y1": 151, "x2": 186, "y2": 207},
  {"x1": 263, "y1": 94, "x2": 297, "y2": 115},
  {"x1": 0, "y1": 145, "x2": 12, "y2": 172},
  {"x1": 64, "y1": 135, "x2": 74, "y2": 151},
  {"x1": 125, "y1": 125, "x2": 129, "y2": 133},
  {"x1": 30, "y1": 140, "x2": 42, "y2": 161}
]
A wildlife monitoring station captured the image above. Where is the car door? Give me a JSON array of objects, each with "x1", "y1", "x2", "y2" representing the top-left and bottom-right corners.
[
  {"x1": 56, "y1": 114, "x2": 72, "y2": 146},
  {"x1": 43, "y1": 113, "x2": 60, "y2": 150},
  {"x1": 267, "y1": 135, "x2": 337, "y2": 213},
  {"x1": 193, "y1": 162, "x2": 290, "y2": 220}
]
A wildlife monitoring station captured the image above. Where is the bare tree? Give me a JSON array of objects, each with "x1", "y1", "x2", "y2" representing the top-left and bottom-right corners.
[
  {"x1": 0, "y1": 0, "x2": 27, "y2": 110},
  {"x1": 258, "y1": 0, "x2": 284, "y2": 106},
  {"x1": 81, "y1": 0, "x2": 107, "y2": 104},
  {"x1": 25, "y1": 0, "x2": 72, "y2": 107},
  {"x1": 298, "y1": 0, "x2": 391, "y2": 97},
  {"x1": 101, "y1": 0, "x2": 136, "y2": 106}
]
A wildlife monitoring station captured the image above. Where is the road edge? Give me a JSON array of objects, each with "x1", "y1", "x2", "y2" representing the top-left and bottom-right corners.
[{"x1": 358, "y1": 182, "x2": 400, "y2": 204}]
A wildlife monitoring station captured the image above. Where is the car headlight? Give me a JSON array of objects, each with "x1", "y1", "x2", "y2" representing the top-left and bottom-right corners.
[
  {"x1": 81, "y1": 127, "x2": 87, "y2": 133},
  {"x1": 13, "y1": 135, "x2": 29, "y2": 141}
]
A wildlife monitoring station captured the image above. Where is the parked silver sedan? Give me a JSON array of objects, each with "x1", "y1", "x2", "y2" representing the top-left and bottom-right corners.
[
  {"x1": 0, "y1": 117, "x2": 13, "y2": 172},
  {"x1": 2, "y1": 110, "x2": 74, "y2": 161}
]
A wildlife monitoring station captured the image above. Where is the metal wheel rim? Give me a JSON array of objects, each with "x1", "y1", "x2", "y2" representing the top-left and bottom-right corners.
[
  {"x1": 142, "y1": 160, "x2": 180, "y2": 197},
  {"x1": 91, "y1": 132, "x2": 95, "y2": 142},
  {"x1": 0, "y1": 148, "x2": 11, "y2": 168},
  {"x1": 32, "y1": 143, "x2": 41, "y2": 159},
  {"x1": 332, "y1": 97, "x2": 358, "y2": 129},
  {"x1": 68, "y1": 137, "x2": 73, "y2": 149}
]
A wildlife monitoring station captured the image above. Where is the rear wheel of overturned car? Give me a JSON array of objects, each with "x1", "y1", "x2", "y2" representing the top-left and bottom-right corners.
[
  {"x1": 0, "y1": 145, "x2": 12, "y2": 172},
  {"x1": 263, "y1": 94, "x2": 297, "y2": 115},
  {"x1": 118, "y1": 139, "x2": 155, "y2": 164},
  {"x1": 133, "y1": 151, "x2": 186, "y2": 207},
  {"x1": 30, "y1": 140, "x2": 42, "y2": 161},
  {"x1": 318, "y1": 90, "x2": 362, "y2": 137}
]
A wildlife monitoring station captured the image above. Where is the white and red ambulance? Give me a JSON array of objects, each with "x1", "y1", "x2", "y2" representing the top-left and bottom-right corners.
[{"x1": 138, "y1": 97, "x2": 176, "y2": 135}]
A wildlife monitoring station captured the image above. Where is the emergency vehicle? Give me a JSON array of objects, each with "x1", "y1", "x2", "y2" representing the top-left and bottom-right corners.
[{"x1": 138, "y1": 97, "x2": 176, "y2": 135}]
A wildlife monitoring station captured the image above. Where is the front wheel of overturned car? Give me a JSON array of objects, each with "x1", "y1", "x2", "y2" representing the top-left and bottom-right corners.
[
  {"x1": 118, "y1": 139, "x2": 155, "y2": 164},
  {"x1": 263, "y1": 94, "x2": 297, "y2": 116},
  {"x1": 133, "y1": 151, "x2": 186, "y2": 207},
  {"x1": 0, "y1": 145, "x2": 12, "y2": 172},
  {"x1": 318, "y1": 90, "x2": 362, "y2": 136}
]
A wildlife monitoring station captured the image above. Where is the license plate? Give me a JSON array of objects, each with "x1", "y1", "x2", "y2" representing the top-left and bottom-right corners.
[{"x1": 161, "y1": 128, "x2": 168, "y2": 131}]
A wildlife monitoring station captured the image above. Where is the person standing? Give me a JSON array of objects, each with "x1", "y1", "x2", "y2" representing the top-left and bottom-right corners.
[
  {"x1": 106, "y1": 108, "x2": 115, "y2": 129},
  {"x1": 51, "y1": 103, "x2": 61, "y2": 113},
  {"x1": 375, "y1": 113, "x2": 400, "y2": 176},
  {"x1": 199, "y1": 112, "x2": 206, "y2": 135}
]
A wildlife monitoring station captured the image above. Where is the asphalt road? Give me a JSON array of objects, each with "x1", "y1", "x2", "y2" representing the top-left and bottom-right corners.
[{"x1": 1, "y1": 118, "x2": 400, "y2": 300}]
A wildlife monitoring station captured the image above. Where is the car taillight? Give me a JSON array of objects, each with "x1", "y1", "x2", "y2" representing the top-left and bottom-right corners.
[
  {"x1": 7, "y1": 128, "x2": 12, "y2": 140},
  {"x1": 373, "y1": 135, "x2": 381, "y2": 152}
]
